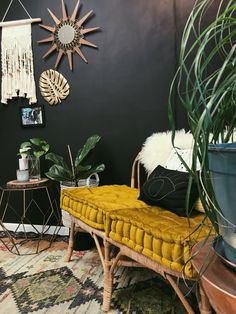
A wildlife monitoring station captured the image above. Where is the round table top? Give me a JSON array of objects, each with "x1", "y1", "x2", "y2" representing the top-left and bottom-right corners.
[
  {"x1": 192, "y1": 238, "x2": 236, "y2": 297},
  {"x1": 6, "y1": 178, "x2": 49, "y2": 189}
]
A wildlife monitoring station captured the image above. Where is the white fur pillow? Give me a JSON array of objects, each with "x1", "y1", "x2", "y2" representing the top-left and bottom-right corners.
[
  {"x1": 165, "y1": 148, "x2": 201, "y2": 172},
  {"x1": 138, "y1": 129, "x2": 194, "y2": 174}
]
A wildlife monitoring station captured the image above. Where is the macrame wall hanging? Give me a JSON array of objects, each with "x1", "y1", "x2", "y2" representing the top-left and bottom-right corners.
[{"x1": 0, "y1": 0, "x2": 41, "y2": 105}]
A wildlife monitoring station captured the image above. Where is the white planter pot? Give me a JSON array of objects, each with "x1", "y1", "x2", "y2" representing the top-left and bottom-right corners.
[
  {"x1": 60, "y1": 173, "x2": 99, "y2": 228},
  {"x1": 16, "y1": 169, "x2": 29, "y2": 182},
  {"x1": 19, "y1": 158, "x2": 28, "y2": 170}
]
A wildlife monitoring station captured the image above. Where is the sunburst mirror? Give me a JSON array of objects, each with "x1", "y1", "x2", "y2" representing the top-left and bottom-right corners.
[{"x1": 38, "y1": 0, "x2": 100, "y2": 71}]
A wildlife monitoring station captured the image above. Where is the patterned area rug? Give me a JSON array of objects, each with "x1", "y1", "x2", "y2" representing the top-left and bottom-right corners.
[{"x1": 0, "y1": 237, "x2": 199, "y2": 314}]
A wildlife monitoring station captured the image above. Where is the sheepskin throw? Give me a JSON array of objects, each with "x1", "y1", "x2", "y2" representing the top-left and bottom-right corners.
[
  {"x1": 165, "y1": 148, "x2": 201, "y2": 172},
  {"x1": 138, "y1": 129, "x2": 194, "y2": 174},
  {"x1": 1, "y1": 23, "x2": 37, "y2": 104}
]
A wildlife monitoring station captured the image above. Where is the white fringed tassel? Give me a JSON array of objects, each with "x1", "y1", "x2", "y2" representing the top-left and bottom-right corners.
[{"x1": 1, "y1": 23, "x2": 37, "y2": 104}]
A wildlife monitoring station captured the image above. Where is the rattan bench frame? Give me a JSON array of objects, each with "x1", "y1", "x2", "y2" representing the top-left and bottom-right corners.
[{"x1": 64, "y1": 154, "x2": 209, "y2": 314}]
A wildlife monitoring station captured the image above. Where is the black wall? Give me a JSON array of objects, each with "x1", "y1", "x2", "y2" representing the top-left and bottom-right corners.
[{"x1": 0, "y1": 0, "x2": 194, "y2": 188}]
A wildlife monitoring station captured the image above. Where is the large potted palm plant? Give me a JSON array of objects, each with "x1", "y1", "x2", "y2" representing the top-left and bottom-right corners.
[{"x1": 169, "y1": 0, "x2": 236, "y2": 263}]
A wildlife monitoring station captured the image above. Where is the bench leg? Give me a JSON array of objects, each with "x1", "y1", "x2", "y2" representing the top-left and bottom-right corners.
[
  {"x1": 166, "y1": 274, "x2": 195, "y2": 314},
  {"x1": 103, "y1": 240, "x2": 113, "y2": 312},
  {"x1": 64, "y1": 220, "x2": 75, "y2": 262}
]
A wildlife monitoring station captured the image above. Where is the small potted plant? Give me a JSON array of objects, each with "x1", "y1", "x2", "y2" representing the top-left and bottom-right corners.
[
  {"x1": 45, "y1": 134, "x2": 105, "y2": 187},
  {"x1": 45, "y1": 134, "x2": 105, "y2": 228},
  {"x1": 18, "y1": 138, "x2": 50, "y2": 180}
]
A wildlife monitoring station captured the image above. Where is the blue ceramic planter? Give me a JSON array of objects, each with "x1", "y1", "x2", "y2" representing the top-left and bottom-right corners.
[{"x1": 208, "y1": 143, "x2": 236, "y2": 264}]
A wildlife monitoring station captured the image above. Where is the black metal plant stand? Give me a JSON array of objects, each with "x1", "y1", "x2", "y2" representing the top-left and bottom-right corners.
[{"x1": 0, "y1": 178, "x2": 62, "y2": 255}]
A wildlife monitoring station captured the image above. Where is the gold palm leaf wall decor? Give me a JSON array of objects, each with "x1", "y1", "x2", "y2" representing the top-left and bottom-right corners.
[
  {"x1": 39, "y1": 69, "x2": 70, "y2": 105},
  {"x1": 38, "y1": 0, "x2": 100, "y2": 71}
]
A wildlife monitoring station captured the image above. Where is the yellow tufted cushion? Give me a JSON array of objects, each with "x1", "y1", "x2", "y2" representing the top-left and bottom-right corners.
[
  {"x1": 107, "y1": 206, "x2": 212, "y2": 278},
  {"x1": 60, "y1": 185, "x2": 150, "y2": 230}
]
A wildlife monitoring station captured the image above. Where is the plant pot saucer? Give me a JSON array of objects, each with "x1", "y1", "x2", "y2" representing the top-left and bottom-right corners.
[{"x1": 213, "y1": 236, "x2": 236, "y2": 272}]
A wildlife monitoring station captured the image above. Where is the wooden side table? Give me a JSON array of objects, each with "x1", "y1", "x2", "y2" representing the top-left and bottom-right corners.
[
  {"x1": 0, "y1": 179, "x2": 62, "y2": 254},
  {"x1": 192, "y1": 239, "x2": 236, "y2": 314}
]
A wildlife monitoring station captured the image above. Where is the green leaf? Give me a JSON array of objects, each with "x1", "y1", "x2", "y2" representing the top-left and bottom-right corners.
[
  {"x1": 76, "y1": 164, "x2": 105, "y2": 180},
  {"x1": 45, "y1": 153, "x2": 70, "y2": 171},
  {"x1": 42, "y1": 144, "x2": 50, "y2": 153},
  {"x1": 75, "y1": 164, "x2": 92, "y2": 174},
  {"x1": 45, "y1": 164, "x2": 72, "y2": 182},
  {"x1": 34, "y1": 151, "x2": 45, "y2": 158},
  {"x1": 20, "y1": 142, "x2": 32, "y2": 149},
  {"x1": 30, "y1": 138, "x2": 45, "y2": 146},
  {"x1": 19, "y1": 138, "x2": 49, "y2": 159},
  {"x1": 75, "y1": 135, "x2": 101, "y2": 167}
]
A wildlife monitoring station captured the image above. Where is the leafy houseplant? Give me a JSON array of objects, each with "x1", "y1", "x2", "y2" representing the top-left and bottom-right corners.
[
  {"x1": 18, "y1": 138, "x2": 50, "y2": 180},
  {"x1": 45, "y1": 134, "x2": 105, "y2": 187},
  {"x1": 168, "y1": 0, "x2": 236, "y2": 262},
  {"x1": 19, "y1": 138, "x2": 50, "y2": 158}
]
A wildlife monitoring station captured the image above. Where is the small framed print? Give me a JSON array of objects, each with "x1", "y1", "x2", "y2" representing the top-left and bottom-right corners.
[{"x1": 19, "y1": 105, "x2": 45, "y2": 127}]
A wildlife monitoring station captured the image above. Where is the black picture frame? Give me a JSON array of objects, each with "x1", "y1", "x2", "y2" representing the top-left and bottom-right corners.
[{"x1": 19, "y1": 105, "x2": 45, "y2": 127}]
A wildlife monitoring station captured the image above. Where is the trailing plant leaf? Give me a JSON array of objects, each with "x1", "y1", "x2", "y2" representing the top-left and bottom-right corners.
[
  {"x1": 18, "y1": 138, "x2": 50, "y2": 158},
  {"x1": 20, "y1": 141, "x2": 32, "y2": 148}
]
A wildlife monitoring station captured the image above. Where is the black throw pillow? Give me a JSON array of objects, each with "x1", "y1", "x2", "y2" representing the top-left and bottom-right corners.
[{"x1": 138, "y1": 165, "x2": 198, "y2": 217}]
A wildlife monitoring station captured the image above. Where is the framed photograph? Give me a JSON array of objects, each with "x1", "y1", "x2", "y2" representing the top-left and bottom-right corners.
[{"x1": 19, "y1": 105, "x2": 45, "y2": 127}]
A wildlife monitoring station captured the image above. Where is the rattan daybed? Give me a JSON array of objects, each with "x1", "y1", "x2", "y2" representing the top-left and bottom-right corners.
[{"x1": 61, "y1": 131, "x2": 212, "y2": 314}]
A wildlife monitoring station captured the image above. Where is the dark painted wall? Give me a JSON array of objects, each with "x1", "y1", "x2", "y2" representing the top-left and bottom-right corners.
[{"x1": 0, "y1": 0, "x2": 194, "y2": 223}]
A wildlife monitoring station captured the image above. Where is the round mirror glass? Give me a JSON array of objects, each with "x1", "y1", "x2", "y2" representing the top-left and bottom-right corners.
[{"x1": 57, "y1": 25, "x2": 76, "y2": 45}]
